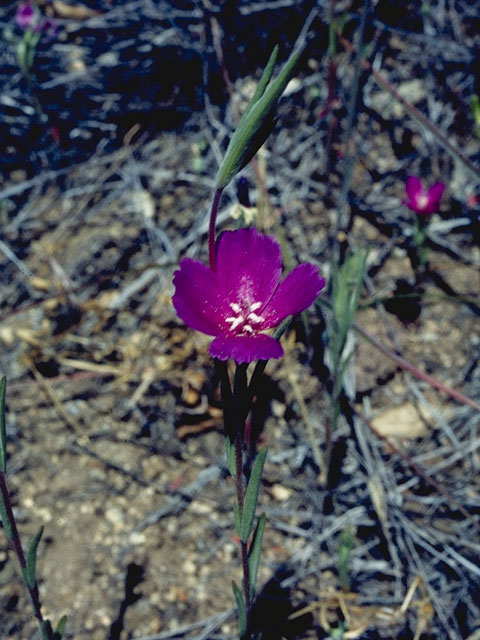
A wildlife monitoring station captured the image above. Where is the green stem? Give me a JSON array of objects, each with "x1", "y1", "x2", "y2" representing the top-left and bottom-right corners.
[{"x1": 412, "y1": 216, "x2": 430, "y2": 276}]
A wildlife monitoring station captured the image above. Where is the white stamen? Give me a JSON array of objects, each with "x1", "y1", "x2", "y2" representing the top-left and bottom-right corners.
[
  {"x1": 226, "y1": 300, "x2": 264, "y2": 334},
  {"x1": 225, "y1": 316, "x2": 243, "y2": 331}
]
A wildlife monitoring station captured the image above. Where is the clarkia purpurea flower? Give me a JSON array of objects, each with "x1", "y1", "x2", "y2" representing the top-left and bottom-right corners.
[
  {"x1": 404, "y1": 176, "x2": 445, "y2": 215},
  {"x1": 15, "y1": 2, "x2": 57, "y2": 35},
  {"x1": 173, "y1": 228, "x2": 325, "y2": 363},
  {"x1": 15, "y1": 3, "x2": 36, "y2": 29}
]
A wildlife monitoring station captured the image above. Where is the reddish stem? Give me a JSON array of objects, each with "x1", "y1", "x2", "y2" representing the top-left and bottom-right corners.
[
  {"x1": 209, "y1": 187, "x2": 224, "y2": 271},
  {"x1": 0, "y1": 471, "x2": 46, "y2": 627},
  {"x1": 0, "y1": 472, "x2": 26, "y2": 569}
]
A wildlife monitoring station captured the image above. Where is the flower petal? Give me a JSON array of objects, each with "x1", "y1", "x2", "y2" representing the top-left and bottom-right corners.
[
  {"x1": 16, "y1": 4, "x2": 35, "y2": 28},
  {"x1": 261, "y1": 263, "x2": 325, "y2": 327},
  {"x1": 209, "y1": 334, "x2": 283, "y2": 363},
  {"x1": 215, "y1": 228, "x2": 282, "y2": 307},
  {"x1": 172, "y1": 258, "x2": 222, "y2": 336},
  {"x1": 427, "y1": 182, "x2": 445, "y2": 208},
  {"x1": 405, "y1": 176, "x2": 423, "y2": 201}
]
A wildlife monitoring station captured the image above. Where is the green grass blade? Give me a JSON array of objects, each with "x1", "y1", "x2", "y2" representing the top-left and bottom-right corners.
[
  {"x1": 54, "y1": 615, "x2": 67, "y2": 640},
  {"x1": 248, "y1": 513, "x2": 266, "y2": 599},
  {"x1": 0, "y1": 492, "x2": 14, "y2": 540},
  {"x1": 233, "y1": 500, "x2": 242, "y2": 538},
  {"x1": 23, "y1": 526, "x2": 44, "y2": 588},
  {"x1": 232, "y1": 580, "x2": 247, "y2": 637}
]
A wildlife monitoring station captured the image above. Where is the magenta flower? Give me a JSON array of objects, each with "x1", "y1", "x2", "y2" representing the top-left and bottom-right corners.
[
  {"x1": 40, "y1": 17, "x2": 58, "y2": 37},
  {"x1": 172, "y1": 228, "x2": 325, "y2": 363},
  {"x1": 15, "y1": 2, "x2": 57, "y2": 35},
  {"x1": 404, "y1": 176, "x2": 445, "y2": 215},
  {"x1": 15, "y1": 3, "x2": 36, "y2": 29}
]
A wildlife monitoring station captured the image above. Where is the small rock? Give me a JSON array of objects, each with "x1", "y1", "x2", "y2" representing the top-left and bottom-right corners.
[{"x1": 271, "y1": 484, "x2": 292, "y2": 501}]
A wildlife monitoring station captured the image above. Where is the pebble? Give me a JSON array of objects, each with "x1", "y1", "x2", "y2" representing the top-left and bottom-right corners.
[
  {"x1": 271, "y1": 484, "x2": 292, "y2": 501},
  {"x1": 182, "y1": 558, "x2": 196, "y2": 575},
  {"x1": 128, "y1": 531, "x2": 146, "y2": 545}
]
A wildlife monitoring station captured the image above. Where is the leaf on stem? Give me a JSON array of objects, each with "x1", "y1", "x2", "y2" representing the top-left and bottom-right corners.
[
  {"x1": 240, "y1": 447, "x2": 267, "y2": 543},
  {"x1": 248, "y1": 513, "x2": 266, "y2": 600},
  {"x1": 232, "y1": 580, "x2": 247, "y2": 638},
  {"x1": 23, "y1": 526, "x2": 44, "y2": 588},
  {"x1": 331, "y1": 249, "x2": 368, "y2": 371},
  {"x1": 233, "y1": 500, "x2": 242, "y2": 538},
  {"x1": 245, "y1": 45, "x2": 279, "y2": 119},
  {"x1": 41, "y1": 620, "x2": 54, "y2": 640},
  {"x1": 0, "y1": 491, "x2": 14, "y2": 540},
  {"x1": 54, "y1": 615, "x2": 67, "y2": 640}
]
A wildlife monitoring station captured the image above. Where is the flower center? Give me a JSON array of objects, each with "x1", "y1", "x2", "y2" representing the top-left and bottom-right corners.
[
  {"x1": 225, "y1": 301, "x2": 264, "y2": 335},
  {"x1": 416, "y1": 194, "x2": 429, "y2": 210}
]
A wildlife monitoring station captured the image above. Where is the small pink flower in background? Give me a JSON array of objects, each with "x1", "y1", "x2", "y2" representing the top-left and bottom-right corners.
[
  {"x1": 404, "y1": 176, "x2": 445, "y2": 215},
  {"x1": 467, "y1": 194, "x2": 478, "y2": 208},
  {"x1": 172, "y1": 228, "x2": 325, "y2": 363},
  {"x1": 41, "y1": 17, "x2": 59, "y2": 37},
  {"x1": 15, "y1": 2, "x2": 58, "y2": 35},
  {"x1": 50, "y1": 125, "x2": 61, "y2": 146},
  {"x1": 15, "y1": 2, "x2": 36, "y2": 29}
]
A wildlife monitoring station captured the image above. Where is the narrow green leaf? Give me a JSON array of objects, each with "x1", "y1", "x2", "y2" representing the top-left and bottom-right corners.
[
  {"x1": 254, "y1": 45, "x2": 299, "y2": 104},
  {"x1": 232, "y1": 580, "x2": 247, "y2": 638},
  {"x1": 0, "y1": 377, "x2": 7, "y2": 473},
  {"x1": 41, "y1": 620, "x2": 53, "y2": 640},
  {"x1": 337, "y1": 529, "x2": 355, "y2": 592},
  {"x1": 54, "y1": 615, "x2": 67, "y2": 640},
  {"x1": 245, "y1": 46, "x2": 278, "y2": 117},
  {"x1": 23, "y1": 526, "x2": 44, "y2": 588},
  {"x1": 332, "y1": 249, "x2": 368, "y2": 358},
  {"x1": 248, "y1": 513, "x2": 266, "y2": 600},
  {"x1": 233, "y1": 501, "x2": 242, "y2": 537},
  {"x1": 240, "y1": 447, "x2": 267, "y2": 542},
  {"x1": 246, "y1": 47, "x2": 300, "y2": 132},
  {"x1": 0, "y1": 492, "x2": 14, "y2": 540}
]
